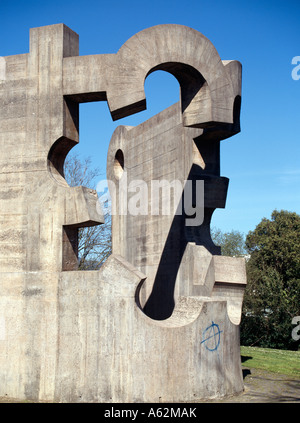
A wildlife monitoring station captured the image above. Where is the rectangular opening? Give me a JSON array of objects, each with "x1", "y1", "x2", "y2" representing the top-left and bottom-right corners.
[{"x1": 62, "y1": 226, "x2": 79, "y2": 271}]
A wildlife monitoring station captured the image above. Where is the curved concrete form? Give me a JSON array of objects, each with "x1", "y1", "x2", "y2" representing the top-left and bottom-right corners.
[{"x1": 0, "y1": 23, "x2": 246, "y2": 402}]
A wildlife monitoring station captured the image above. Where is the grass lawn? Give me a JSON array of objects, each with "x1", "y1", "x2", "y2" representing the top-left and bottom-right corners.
[{"x1": 241, "y1": 346, "x2": 300, "y2": 378}]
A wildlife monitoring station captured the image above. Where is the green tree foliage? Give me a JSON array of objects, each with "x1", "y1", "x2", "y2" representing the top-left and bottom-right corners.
[
  {"x1": 211, "y1": 227, "x2": 247, "y2": 257},
  {"x1": 241, "y1": 210, "x2": 300, "y2": 350}
]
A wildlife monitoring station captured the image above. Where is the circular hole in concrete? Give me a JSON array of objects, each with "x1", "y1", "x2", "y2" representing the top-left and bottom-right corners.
[{"x1": 114, "y1": 149, "x2": 124, "y2": 179}]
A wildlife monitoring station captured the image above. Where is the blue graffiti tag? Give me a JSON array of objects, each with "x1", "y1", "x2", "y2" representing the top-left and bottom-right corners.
[{"x1": 201, "y1": 321, "x2": 223, "y2": 351}]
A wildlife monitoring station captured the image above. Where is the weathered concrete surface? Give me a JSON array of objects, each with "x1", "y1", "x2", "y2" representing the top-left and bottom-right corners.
[
  {"x1": 2, "y1": 368, "x2": 299, "y2": 403},
  {"x1": 0, "y1": 24, "x2": 246, "y2": 402},
  {"x1": 55, "y1": 256, "x2": 244, "y2": 402},
  {"x1": 107, "y1": 103, "x2": 245, "y2": 321},
  {"x1": 0, "y1": 256, "x2": 244, "y2": 402}
]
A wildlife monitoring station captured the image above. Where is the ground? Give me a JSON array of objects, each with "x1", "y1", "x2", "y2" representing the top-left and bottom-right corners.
[{"x1": 203, "y1": 367, "x2": 300, "y2": 403}]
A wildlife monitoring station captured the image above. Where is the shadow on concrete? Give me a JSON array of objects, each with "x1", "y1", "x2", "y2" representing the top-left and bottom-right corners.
[{"x1": 142, "y1": 163, "x2": 223, "y2": 320}]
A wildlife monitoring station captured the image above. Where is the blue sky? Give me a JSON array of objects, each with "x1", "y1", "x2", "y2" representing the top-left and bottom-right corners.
[{"x1": 1, "y1": 0, "x2": 299, "y2": 235}]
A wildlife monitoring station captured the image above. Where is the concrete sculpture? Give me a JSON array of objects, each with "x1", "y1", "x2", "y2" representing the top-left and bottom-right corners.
[{"x1": 0, "y1": 24, "x2": 246, "y2": 402}]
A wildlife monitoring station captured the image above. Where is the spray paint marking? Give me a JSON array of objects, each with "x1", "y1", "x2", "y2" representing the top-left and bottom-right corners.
[{"x1": 201, "y1": 321, "x2": 222, "y2": 351}]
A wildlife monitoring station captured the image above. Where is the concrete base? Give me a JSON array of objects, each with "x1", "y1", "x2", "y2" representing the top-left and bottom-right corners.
[{"x1": 0, "y1": 255, "x2": 244, "y2": 402}]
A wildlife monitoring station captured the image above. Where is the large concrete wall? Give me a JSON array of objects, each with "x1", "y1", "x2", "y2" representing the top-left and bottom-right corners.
[
  {"x1": 0, "y1": 24, "x2": 246, "y2": 402},
  {"x1": 0, "y1": 257, "x2": 244, "y2": 402}
]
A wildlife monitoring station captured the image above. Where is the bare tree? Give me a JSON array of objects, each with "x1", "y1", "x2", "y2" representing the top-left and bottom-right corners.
[{"x1": 64, "y1": 153, "x2": 112, "y2": 269}]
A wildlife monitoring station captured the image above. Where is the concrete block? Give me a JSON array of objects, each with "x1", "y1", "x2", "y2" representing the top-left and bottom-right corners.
[{"x1": 0, "y1": 23, "x2": 246, "y2": 402}]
